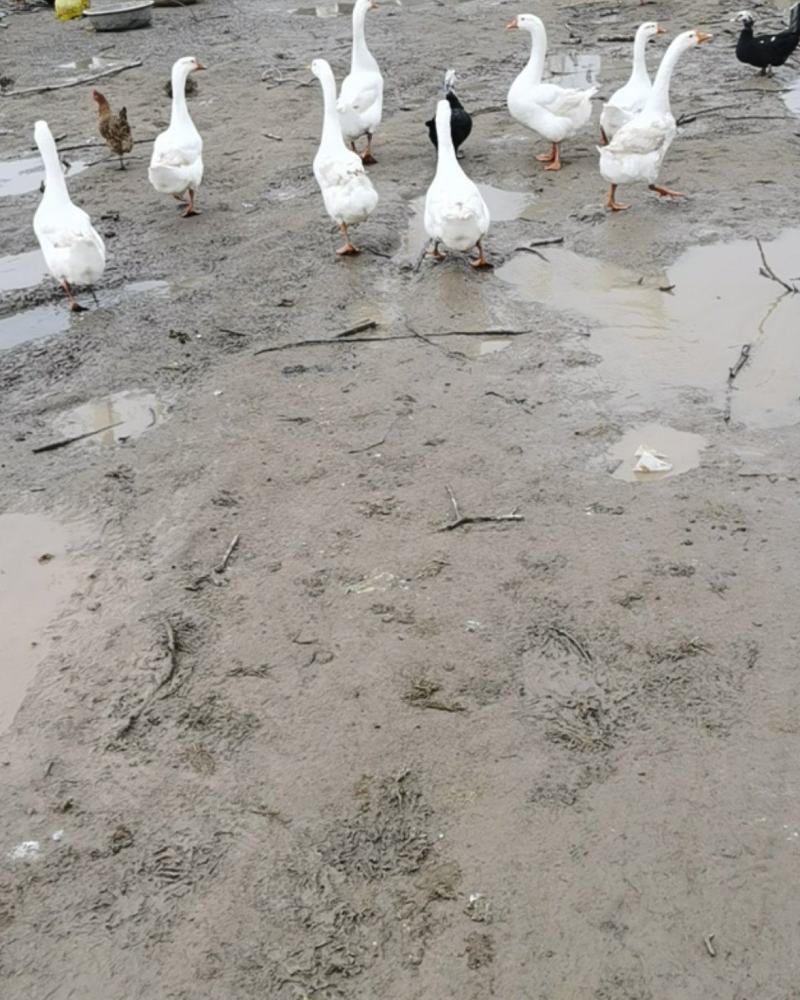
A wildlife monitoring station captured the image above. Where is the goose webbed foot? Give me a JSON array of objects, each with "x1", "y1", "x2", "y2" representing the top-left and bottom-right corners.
[
  {"x1": 606, "y1": 185, "x2": 630, "y2": 212},
  {"x1": 337, "y1": 224, "x2": 360, "y2": 256},
  {"x1": 60, "y1": 280, "x2": 87, "y2": 312},
  {"x1": 649, "y1": 183, "x2": 684, "y2": 199},
  {"x1": 181, "y1": 190, "x2": 201, "y2": 217},
  {"x1": 470, "y1": 241, "x2": 492, "y2": 270},
  {"x1": 543, "y1": 143, "x2": 562, "y2": 171},
  {"x1": 428, "y1": 241, "x2": 446, "y2": 262},
  {"x1": 360, "y1": 134, "x2": 377, "y2": 166}
]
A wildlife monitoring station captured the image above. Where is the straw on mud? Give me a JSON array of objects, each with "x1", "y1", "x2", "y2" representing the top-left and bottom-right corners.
[
  {"x1": 5, "y1": 60, "x2": 142, "y2": 98},
  {"x1": 438, "y1": 484, "x2": 524, "y2": 532}
]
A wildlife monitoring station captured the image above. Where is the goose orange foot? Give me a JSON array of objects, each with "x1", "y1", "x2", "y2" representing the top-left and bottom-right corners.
[
  {"x1": 649, "y1": 183, "x2": 684, "y2": 198},
  {"x1": 606, "y1": 185, "x2": 629, "y2": 212}
]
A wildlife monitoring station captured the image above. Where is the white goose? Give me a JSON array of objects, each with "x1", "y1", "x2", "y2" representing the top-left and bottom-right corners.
[
  {"x1": 312, "y1": 58, "x2": 379, "y2": 256},
  {"x1": 600, "y1": 21, "x2": 665, "y2": 144},
  {"x1": 599, "y1": 29, "x2": 712, "y2": 211},
  {"x1": 337, "y1": 0, "x2": 384, "y2": 164},
  {"x1": 149, "y1": 56, "x2": 206, "y2": 217},
  {"x1": 423, "y1": 100, "x2": 491, "y2": 268},
  {"x1": 32, "y1": 120, "x2": 105, "y2": 313},
  {"x1": 506, "y1": 13, "x2": 597, "y2": 171}
]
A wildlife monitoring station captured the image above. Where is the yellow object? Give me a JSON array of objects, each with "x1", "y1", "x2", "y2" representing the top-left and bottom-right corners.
[{"x1": 55, "y1": 0, "x2": 90, "y2": 21}]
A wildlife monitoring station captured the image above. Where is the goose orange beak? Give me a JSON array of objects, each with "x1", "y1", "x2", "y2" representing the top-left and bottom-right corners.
[
  {"x1": 194, "y1": 61, "x2": 207, "y2": 71},
  {"x1": 506, "y1": 16, "x2": 518, "y2": 29},
  {"x1": 696, "y1": 31, "x2": 712, "y2": 44}
]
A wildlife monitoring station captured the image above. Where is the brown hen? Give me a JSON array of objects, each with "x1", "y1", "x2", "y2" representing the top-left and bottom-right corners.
[{"x1": 92, "y1": 89, "x2": 133, "y2": 170}]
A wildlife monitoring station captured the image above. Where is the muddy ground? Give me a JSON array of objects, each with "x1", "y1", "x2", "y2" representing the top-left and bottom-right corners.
[{"x1": 2, "y1": 0, "x2": 800, "y2": 995}]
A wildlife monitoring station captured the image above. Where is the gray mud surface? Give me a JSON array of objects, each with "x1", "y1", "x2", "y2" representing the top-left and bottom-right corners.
[{"x1": 2, "y1": 0, "x2": 800, "y2": 996}]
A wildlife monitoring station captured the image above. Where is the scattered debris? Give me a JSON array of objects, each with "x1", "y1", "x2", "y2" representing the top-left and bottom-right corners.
[
  {"x1": 214, "y1": 534, "x2": 240, "y2": 575},
  {"x1": 756, "y1": 237, "x2": 797, "y2": 294},
  {"x1": 438, "y1": 485, "x2": 524, "y2": 532},
  {"x1": 5, "y1": 60, "x2": 143, "y2": 98},
  {"x1": 9, "y1": 841, "x2": 40, "y2": 861},
  {"x1": 633, "y1": 446, "x2": 673, "y2": 474},
  {"x1": 32, "y1": 421, "x2": 124, "y2": 454}
]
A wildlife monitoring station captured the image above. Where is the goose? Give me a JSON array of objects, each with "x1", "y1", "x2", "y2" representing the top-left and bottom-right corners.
[
  {"x1": 423, "y1": 100, "x2": 491, "y2": 268},
  {"x1": 32, "y1": 120, "x2": 105, "y2": 312},
  {"x1": 426, "y1": 69, "x2": 473, "y2": 157},
  {"x1": 337, "y1": 0, "x2": 385, "y2": 164},
  {"x1": 598, "y1": 29, "x2": 712, "y2": 211},
  {"x1": 506, "y1": 13, "x2": 597, "y2": 171},
  {"x1": 149, "y1": 56, "x2": 206, "y2": 217},
  {"x1": 311, "y1": 58, "x2": 379, "y2": 256},
  {"x1": 600, "y1": 21, "x2": 666, "y2": 145},
  {"x1": 733, "y1": 5, "x2": 800, "y2": 76}
]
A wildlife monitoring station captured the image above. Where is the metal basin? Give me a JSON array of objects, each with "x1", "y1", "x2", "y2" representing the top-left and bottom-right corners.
[{"x1": 83, "y1": 0, "x2": 153, "y2": 30}]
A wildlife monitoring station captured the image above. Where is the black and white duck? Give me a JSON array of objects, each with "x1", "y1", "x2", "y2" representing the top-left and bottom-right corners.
[
  {"x1": 733, "y1": 4, "x2": 800, "y2": 75},
  {"x1": 426, "y1": 70, "x2": 472, "y2": 158}
]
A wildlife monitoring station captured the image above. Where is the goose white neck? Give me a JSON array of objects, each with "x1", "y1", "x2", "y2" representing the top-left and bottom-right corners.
[
  {"x1": 647, "y1": 37, "x2": 691, "y2": 113},
  {"x1": 433, "y1": 101, "x2": 459, "y2": 180},
  {"x1": 35, "y1": 125, "x2": 68, "y2": 203},
  {"x1": 170, "y1": 63, "x2": 193, "y2": 126},
  {"x1": 630, "y1": 26, "x2": 653, "y2": 87},
  {"x1": 351, "y1": 0, "x2": 378, "y2": 73},
  {"x1": 520, "y1": 19, "x2": 547, "y2": 85},
  {"x1": 317, "y1": 65, "x2": 347, "y2": 152}
]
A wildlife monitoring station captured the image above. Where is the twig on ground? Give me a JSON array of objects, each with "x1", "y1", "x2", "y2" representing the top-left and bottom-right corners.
[
  {"x1": 32, "y1": 421, "x2": 123, "y2": 454},
  {"x1": 6, "y1": 60, "x2": 142, "y2": 97},
  {"x1": 214, "y1": 534, "x2": 240, "y2": 575},
  {"x1": 547, "y1": 625, "x2": 593, "y2": 663},
  {"x1": 438, "y1": 485, "x2": 524, "y2": 532},
  {"x1": 756, "y1": 238, "x2": 796, "y2": 293},
  {"x1": 676, "y1": 104, "x2": 739, "y2": 126},
  {"x1": 728, "y1": 343, "x2": 752, "y2": 383},
  {"x1": 263, "y1": 132, "x2": 283, "y2": 141},
  {"x1": 703, "y1": 934, "x2": 716, "y2": 958},
  {"x1": 109, "y1": 620, "x2": 183, "y2": 743},
  {"x1": 485, "y1": 390, "x2": 538, "y2": 415},
  {"x1": 335, "y1": 319, "x2": 378, "y2": 339}
]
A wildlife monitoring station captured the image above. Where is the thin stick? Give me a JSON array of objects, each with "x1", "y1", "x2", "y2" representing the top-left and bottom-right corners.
[
  {"x1": 254, "y1": 329, "x2": 532, "y2": 355},
  {"x1": 263, "y1": 132, "x2": 283, "y2": 141},
  {"x1": 214, "y1": 534, "x2": 240, "y2": 574},
  {"x1": 439, "y1": 486, "x2": 524, "y2": 532},
  {"x1": 675, "y1": 104, "x2": 739, "y2": 126},
  {"x1": 109, "y1": 619, "x2": 181, "y2": 743},
  {"x1": 32, "y1": 421, "x2": 124, "y2": 454},
  {"x1": 518, "y1": 236, "x2": 564, "y2": 248},
  {"x1": 445, "y1": 485, "x2": 462, "y2": 522},
  {"x1": 5, "y1": 60, "x2": 142, "y2": 97},
  {"x1": 703, "y1": 934, "x2": 716, "y2": 958},
  {"x1": 335, "y1": 319, "x2": 378, "y2": 339},
  {"x1": 756, "y1": 238, "x2": 796, "y2": 294},
  {"x1": 728, "y1": 344, "x2": 752, "y2": 383}
]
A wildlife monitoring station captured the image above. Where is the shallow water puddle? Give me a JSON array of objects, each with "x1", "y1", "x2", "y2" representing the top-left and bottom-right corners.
[
  {"x1": 404, "y1": 183, "x2": 536, "y2": 256},
  {"x1": 546, "y1": 52, "x2": 601, "y2": 89},
  {"x1": 0, "y1": 156, "x2": 88, "y2": 198},
  {"x1": 53, "y1": 390, "x2": 168, "y2": 445},
  {"x1": 0, "y1": 513, "x2": 78, "y2": 733},
  {"x1": 0, "y1": 304, "x2": 69, "y2": 351},
  {"x1": 293, "y1": 1, "x2": 354, "y2": 14},
  {"x1": 782, "y1": 76, "x2": 800, "y2": 117},
  {"x1": 0, "y1": 250, "x2": 48, "y2": 294},
  {"x1": 608, "y1": 424, "x2": 707, "y2": 482},
  {"x1": 497, "y1": 229, "x2": 800, "y2": 428},
  {"x1": 0, "y1": 281, "x2": 168, "y2": 351}
]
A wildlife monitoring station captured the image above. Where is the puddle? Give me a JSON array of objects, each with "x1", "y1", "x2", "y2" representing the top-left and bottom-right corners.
[
  {"x1": 0, "y1": 250, "x2": 48, "y2": 294},
  {"x1": 608, "y1": 424, "x2": 707, "y2": 482},
  {"x1": 782, "y1": 76, "x2": 800, "y2": 117},
  {"x1": 404, "y1": 183, "x2": 537, "y2": 256},
  {"x1": 497, "y1": 229, "x2": 800, "y2": 428},
  {"x1": 0, "y1": 156, "x2": 88, "y2": 198},
  {"x1": 0, "y1": 281, "x2": 168, "y2": 351},
  {"x1": 546, "y1": 52, "x2": 601, "y2": 89},
  {"x1": 58, "y1": 55, "x2": 117, "y2": 73},
  {"x1": 0, "y1": 304, "x2": 69, "y2": 351},
  {"x1": 293, "y1": 2, "x2": 354, "y2": 15},
  {"x1": 53, "y1": 390, "x2": 168, "y2": 446},
  {"x1": 0, "y1": 513, "x2": 78, "y2": 733},
  {"x1": 447, "y1": 335, "x2": 512, "y2": 358}
]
